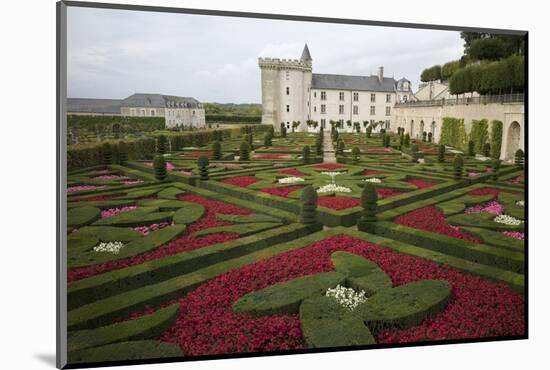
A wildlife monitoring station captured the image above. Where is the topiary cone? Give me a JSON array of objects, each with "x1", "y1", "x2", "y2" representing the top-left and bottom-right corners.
[
  {"x1": 197, "y1": 156, "x2": 210, "y2": 181},
  {"x1": 358, "y1": 183, "x2": 378, "y2": 231},
  {"x1": 153, "y1": 154, "x2": 167, "y2": 181},
  {"x1": 300, "y1": 186, "x2": 318, "y2": 224}
]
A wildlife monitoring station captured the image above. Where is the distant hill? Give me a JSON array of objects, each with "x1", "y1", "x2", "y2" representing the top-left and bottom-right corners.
[{"x1": 205, "y1": 103, "x2": 262, "y2": 116}]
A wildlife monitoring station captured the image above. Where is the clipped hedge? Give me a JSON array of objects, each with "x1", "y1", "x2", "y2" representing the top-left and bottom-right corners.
[{"x1": 439, "y1": 117, "x2": 467, "y2": 149}]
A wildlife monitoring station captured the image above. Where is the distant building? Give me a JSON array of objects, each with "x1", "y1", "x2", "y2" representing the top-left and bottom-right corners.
[
  {"x1": 258, "y1": 44, "x2": 414, "y2": 132},
  {"x1": 67, "y1": 93, "x2": 206, "y2": 128}
]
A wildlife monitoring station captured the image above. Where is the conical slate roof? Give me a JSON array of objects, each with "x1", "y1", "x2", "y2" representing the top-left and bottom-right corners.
[{"x1": 301, "y1": 43, "x2": 312, "y2": 62}]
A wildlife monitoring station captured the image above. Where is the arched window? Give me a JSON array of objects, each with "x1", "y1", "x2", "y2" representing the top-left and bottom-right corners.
[{"x1": 286, "y1": 87, "x2": 290, "y2": 95}]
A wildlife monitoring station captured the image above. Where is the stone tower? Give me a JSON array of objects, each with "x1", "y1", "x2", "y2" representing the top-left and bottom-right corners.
[{"x1": 259, "y1": 44, "x2": 312, "y2": 131}]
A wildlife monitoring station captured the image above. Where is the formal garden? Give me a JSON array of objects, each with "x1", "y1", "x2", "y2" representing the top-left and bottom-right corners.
[{"x1": 65, "y1": 123, "x2": 525, "y2": 364}]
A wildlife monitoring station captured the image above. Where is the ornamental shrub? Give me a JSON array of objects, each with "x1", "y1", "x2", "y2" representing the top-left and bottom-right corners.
[
  {"x1": 212, "y1": 140, "x2": 222, "y2": 160},
  {"x1": 440, "y1": 117, "x2": 467, "y2": 150},
  {"x1": 263, "y1": 132, "x2": 272, "y2": 147},
  {"x1": 197, "y1": 156, "x2": 209, "y2": 181},
  {"x1": 157, "y1": 135, "x2": 168, "y2": 154},
  {"x1": 514, "y1": 149, "x2": 524, "y2": 168},
  {"x1": 300, "y1": 185, "x2": 318, "y2": 224},
  {"x1": 453, "y1": 154, "x2": 464, "y2": 180},
  {"x1": 399, "y1": 134, "x2": 404, "y2": 149},
  {"x1": 491, "y1": 159, "x2": 501, "y2": 181},
  {"x1": 153, "y1": 154, "x2": 167, "y2": 180},
  {"x1": 411, "y1": 144, "x2": 420, "y2": 163},
  {"x1": 269, "y1": 125, "x2": 275, "y2": 138},
  {"x1": 281, "y1": 126, "x2": 287, "y2": 138},
  {"x1": 438, "y1": 144, "x2": 445, "y2": 163},
  {"x1": 239, "y1": 141, "x2": 251, "y2": 161},
  {"x1": 247, "y1": 132, "x2": 253, "y2": 147},
  {"x1": 470, "y1": 119, "x2": 489, "y2": 153},
  {"x1": 384, "y1": 134, "x2": 391, "y2": 148},
  {"x1": 428, "y1": 132, "x2": 433, "y2": 143},
  {"x1": 404, "y1": 133, "x2": 410, "y2": 147},
  {"x1": 315, "y1": 137, "x2": 323, "y2": 156},
  {"x1": 336, "y1": 139, "x2": 345, "y2": 156},
  {"x1": 117, "y1": 141, "x2": 128, "y2": 165},
  {"x1": 102, "y1": 143, "x2": 112, "y2": 165},
  {"x1": 468, "y1": 140, "x2": 475, "y2": 156},
  {"x1": 358, "y1": 183, "x2": 378, "y2": 231},
  {"x1": 422, "y1": 131, "x2": 427, "y2": 142},
  {"x1": 491, "y1": 120, "x2": 503, "y2": 159},
  {"x1": 483, "y1": 142, "x2": 491, "y2": 157},
  {"x1": 351, "y1": 147, "x2": 360, "y2": 163},
  {"x1": 333, "y1": 130, "x2": 339, "y2": 142},
  {"x1": 366, "y1": 126, "x2": 372, "y2": 138},
  {"x1": 302, "y1": 145, "x2": 311, "y2": 163},
  {"x1": 380, "y1": 133, "x2": 386, "y2": 147}
]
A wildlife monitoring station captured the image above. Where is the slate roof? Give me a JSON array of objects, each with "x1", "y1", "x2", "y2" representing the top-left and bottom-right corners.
[
  {"x1": 66, "y1": 98, "x2": 122, "y2": 114},
  {"x1": 311, "y1": 73, "x2": 397, "y2": 92},
  {"x1": 301, "y1": 44, "x2": 312, "y2": 62},
  {"x1": 121, "y1": 93, "x2": 201, "y2": 108}
]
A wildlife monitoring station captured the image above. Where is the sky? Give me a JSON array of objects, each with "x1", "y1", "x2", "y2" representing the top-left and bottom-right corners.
[{"x1": 67, "y1": 6, "x2": 465, "y2": 103}]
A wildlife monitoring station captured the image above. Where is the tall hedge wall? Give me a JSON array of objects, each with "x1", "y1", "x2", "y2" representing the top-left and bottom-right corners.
[
  {"x1": 205, "y1": 115, "x2": 262, "y2": 123},
  {"x1": 469, "y1": 119, "x2": 489, "y2": 154},
  {"x1": 490, "y1": 120, "x2": 504, "y2": 159},
  {"x1": 439, "y1": 117, "x2": 467, "y2": 149},
  {"x1": 68, "y1": 115, "x2": 165, "y2": 133}
]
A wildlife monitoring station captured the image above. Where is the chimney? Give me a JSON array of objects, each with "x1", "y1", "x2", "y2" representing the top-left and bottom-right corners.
[{"x1": 378, "y1": 66, "x2": 384, "y2": 84}]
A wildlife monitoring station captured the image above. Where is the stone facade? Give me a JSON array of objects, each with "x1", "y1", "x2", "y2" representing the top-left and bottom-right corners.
[{"x1": 259, "y1": 44, "x2": 413, "y2": 132}]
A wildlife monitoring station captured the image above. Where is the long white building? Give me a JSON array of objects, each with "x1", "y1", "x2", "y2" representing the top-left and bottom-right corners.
[{"x1": 259, "y1": 44, "x2": 413, "y2": 132}]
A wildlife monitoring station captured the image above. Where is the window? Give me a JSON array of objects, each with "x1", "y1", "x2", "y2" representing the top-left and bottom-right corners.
[
  {"x1": 339, "y1": 92, "x2": 345, "y2": 101},
  {"x1": 370, "y1": 93, "x2": 376, "y2": 102},
  {"x1": 385, "y1": 106, "x2": 391, "y2": 116},
  {"x1": 321, "y1": 91, "x2": 326, "y2": 101},
  {"x1": 353, "y1": 92, "x2": 359, "y2": 101},
  {"x1": 353, "y1": 105, "x2": 359, "y2": 115},
  {"x1": 286, "y1": 87, "x2": 290, "y2": 95},
  {"x1": 385, "y1": 120, "x2": 390, "y2": 129},
  {"x1": 314, "y1": 106, "x2": 317, "y2": 113},
  {"x1": 151, "y1": 110, "x2": 155, "y2": 116},
  {"x1": 321, "y1": 104, "x2": 326, "y2": 114},
  {"x1": 386, "y1": 94, "x2": 391, "y2": 103},
  {"x1": 339, "y1": 105, "x2": 345, "y2": 114},
  {"x1": 314, "y1": 91, "x2": 317, "y2": 98},
  {"x1": 193, "y1": 110, "x2": 196, "y2": 115},
  {"x1": 141, "y1": 109, "x2": 146, "y2": 116},
  {"x1": 321, "y1": 119, "x2": 326, "y2": 127},
  {"x1": 370, "y1": 106, "x2": 376, "y2": 115},
  {"x1": 286, "y1": 71, "x2": 290, "y2": 80},
  {"x1": 286, "y1": 105, "x2": 290, "y2": 112}
]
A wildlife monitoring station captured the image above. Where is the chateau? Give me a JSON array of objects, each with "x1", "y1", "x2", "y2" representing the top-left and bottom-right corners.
[
  {"x1": 259, "y1": 44, "x2": 414, "y2": 132},
  {"x1": 67, "y1": 93, "x2": 206, "y2": 129}
]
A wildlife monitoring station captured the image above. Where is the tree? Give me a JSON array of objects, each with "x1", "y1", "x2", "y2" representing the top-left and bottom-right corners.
[
  {"x1": 411, "y1": 144, "x2": 420, "y2": 163},
  {"x1": 381, "y1": 133, "x2": 386, "y2": 147},
  {"x1": 239, "y1": 141, "x2": 251, "y2": 161},
  {"x1": 157, "y1": 135, "x2": 168, "y2": 154},
  {"x1": 315, "y1": 137, "x2": 323, "y2": 156},
  {"x1": 491, "y1": 120, "x2": 503, "y2": 159},
  {"x1": 438, "y1": 144, "x2": 445, "y2": 163},
  {"x1": 302, "y1": 145, "x2": 311, "y2": 163},
  {"x1": 404, "y1": 133, "x2": 410, "y2": 147},
  {"x1": 212, "y1": 140, "x2": 222, "y2": 160},
  {"x1": 453, "y1": 154, "x2": 464, "y2": 180},
  {"x1": 102, "y1": 143, "x2": 112, "y2": 165},
  {"x1": 351, "y1": 147, "x2": 360, "y2": 163},
  {"x1": 357, "y1": 183, "x2": 378, "y2": 232},
  {"x1": 467, "y1": 37, "x2": 509, "y2": 62},
  {"x1": 441, "y1": 60, "x2": 460, "y2": 80},
  {"x1": 197, "y1": 156, "x2": 209, "y2": 181},
  {"x1": 336, "y1": 139, "x2": 345, "y2": 156},
  {"x1": 399, "y1": 134, "x2": 404, "y2": 149},
  {"x1": 491, "y1": 159, "x2": 501, "y2": 181},
  {"x1": 468, "y1": 140, "x2": 475, "y2": 156},
  {"x1": 264, "y1": 132, "x2": 272, "y2": 147},
  {"x1": 118, "y1": 141, "x2": 128, "y2": 165},
  {"x1": 366, "y1": 126, "x2": 372, "y2": 138},
  {"x1": 421, "y1": 64, "x2": 442, "y2": 82},
  {"x1": 153, "y1": 154, "x2": 167, "y2": 180},
  {"x1": 428, "y1": 132, "x2": 433, "y2": 143},
  {"x1": 483, "y1": 142, "x2": 491, "y2": 157},
  {"x1": 384, "y1": 134, "x2": 391, "y2": 148},
  {"x1": 514, "y1": 149, "x2": 524, "y2": 168},
  {"x1": 281, "y1": 126, "x2": 287, "y2": 138},
  {"x1": 300, "y1": 186, "x2": 318, "y2": 224},
  {"x1": 422, "y1": 131, "x2": 427, "y2": 142}
]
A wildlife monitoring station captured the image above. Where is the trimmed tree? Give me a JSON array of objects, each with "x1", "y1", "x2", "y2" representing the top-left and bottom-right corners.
[
  {"x1": 491, "y1": 159, "x2": 501, "y2": 181},
  {"x1": 453, "y1": 154, "x2": 464, "y2": 180},
  {"x1": 384, "y1": 134, "x2": 391, "y2": 148},
  {"x1": 263, "y1": 132, "x2": 272, "y2": 147},
  {"x1": 490, "y1": 120, "x2": 503, "y2": 159},
  {"x1": 351, "y1": 147, "x2": 360, "y2": 163},
  {"x1": 483, "y1": 142, "x2": 491, "y2": 157},
  {"x1": 514, "y1": 149, "x2": 524, "y2": 168},
  {"x1": 153, "y1": 154, "x2": 167, "y2": 180},
  {"x1": 366, "y1": 126, "x2": 372, "y2": 138},
  {"x1": 315, "y1": 137, "x2": 323, "y2": 156},
  {"x1": 239, "y1": 141, "x2": 251, "y2": 161},
  {"x1": 336, "y1": 139, "x2": 345, "y2": 156},
  {"x1": 428, "y1": 132, "x2": 433, "y2": 143},
  {"x1": 300, "y1": 185, "x2": 318, "y2": 224},
  {"x1": 438, "y1": 144, "x2": 445, "y2": 163},
  {"x1": 212, "y1": 140, "x2": 222, "y2": 160},
  {"x1": 102, "y1": 143, "x2": 112, "y2": 165},
  {"x1": 411, "y1": 144, "x2": 420, "y2": 163},
  {"x1": 468, "y1": 140, "x2": 475, "y2": 156},
  {"x1": 118, "y1": 141, "x2": 127, "y2": 165},
  {"x1": 281, "y1": 126, "x2": 287, "y2": 138},
  {"x1": 357, "y1": 183, "x2": 378, "y2": 232},
  {"x1": 422, "y1": 131, "x2": 427, "y2": 142},
  {"x1": 302, "y1": 145, "x2": 311, "y2": 163},
  {"x1": 404, "y1": 133, "x2": 410, "y2": 147},
  {"x1": 157, "y1": 135, "x2": 168, "y2": 154},
  {"x1": 197, "y1": 156, "x2": 209, "y2": 181}
]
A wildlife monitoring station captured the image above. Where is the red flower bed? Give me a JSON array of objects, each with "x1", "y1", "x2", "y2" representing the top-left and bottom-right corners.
[
  {"x1": 367, "y1": 148, "x2": 392, "y2": 152},
  {"x1": 407, "y1": 179, "x2": 437, "y2": 189},
  {"x1": 222, "y1": 176, "x2": 259, "y2": 188},
  {"x1": 277, "y1": 168, "x2": 308, "y2": 177},
  {"x1": 67, "y1": 195, "x2": 253, "y2": 282},
  {"x1": 308, "y1": 164, "x2": 349, "y2": 169},
  {"x1": 377, "y1": 188, "x2": 405, "y2": 199},
  {"x1": 131, "y1": 235, "x2": 524, "y2": 356},
  {"x1": 394, "y1": 206, "x2": 481, "y2": 243},
  {"x1": 318, "y1": 196, "x2": 361, "y2": 210},
  {"x1": 259, "y1": 186, "x2": 304, "y2": 198},
  {"x1": 254, "y1": 154, "x2": 291, "y2": 160},
  {"x1": 467, "y1": 188, "x2": 500, "y2": 197},
  {"x1": 188, "y1": 151, "x2": 213, "y2": 159},
  {"x1": 364, "y1": 170, "x2": 385, "y2": 176}
]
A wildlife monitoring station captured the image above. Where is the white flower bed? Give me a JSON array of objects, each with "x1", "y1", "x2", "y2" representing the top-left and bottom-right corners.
[
  {"x1": 363, "y1": 178, "x2": 382, "y2": 183},
  {"x1": 448, "y1": 149, "x2": 463, "y2": 154},
  {"x1": 494, "y1": 214, "x2": 523, "y2": 226},
  {"x1": 93, "y1": 241, "x2": 125, "y2": 254},
  {"x1": 317, "y1": 184, "x2": 352, "y2": 193},
  {"x1": 325, "y1": 284, "x2": 368, "y2": 311},
  {"x1": 321, "y1": 171, "x2": 345, "y2": 177},
  {"x1": 278, "y1": 177, "x2": 305, "y2": 184},
  {"x1": 516, "y1": 200, "x2": 524, "y2": 207}
]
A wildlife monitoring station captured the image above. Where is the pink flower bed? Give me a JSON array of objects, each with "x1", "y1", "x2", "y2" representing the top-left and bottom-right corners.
[
  {"x1": 92, "y1": 175, "x2": 129, "y2": 180},
  {"x1": 364, "y1": 170, "x2": 385, "y2": 176},
  {"x1": 253, "y1": 154, "x2": 291, "y2": 160},
  {"x1": 277, "y1": 168, "x2": 308, "y2": 177},
  {"x1": 467, "y1": 188, "x2": 501, "y2": 197},
  {"x1": 132, "y1": 222, "x2": 173, "y2": 236},
  {"x1": 367, "y1": 148, "x2": 392, "y2": 152},
  {"x1": 377, "y1": 188, "x2": 405, "y2": 199},
  {"x1": 123, "y1": 180, "x2": 144, "y2": 185},
  {"x1": 394, "y1": 206, "x2": 481, "y2": 243},
  {"x1": 125, "y1": 235, "x2": 523, "y2": 355},
  {"x1": 146, "y1": 161, "x2": 176, "y2": 171},
  {"x1": 318, "y1": 196, "x2": 361, "y2": 210},
  {"x1": 67, "y1": 195, "x2": 254, "y2": 282},
  {"x1": 259, "y1": 186, "x2": 304, "y2": 198},
  {"x1": 308, "y1": 164, "x2": 349, "y2": 170},
  {"x1": 100, "y1": 206, "x2": 138, "y2": 219},
  {"x1": 508, "y1": 175, "x2": 524, "y2": 184},
  {"x1": 503, "y1": 231, "x2": 524, "y2": 240},
  {"x1": 188, "y1": 151, "x2": 213, "y2": 159},
  {"x1": 407, "y1": 179, "x2": 436, "y2": 189},
  {"x1": 67, "y1": 185, "x2": 106, "y2": 193},
  {"x1": 468, "y1": 172, "x2": 480, "y2": 177},
  {"x1": 222, "y1": 176, "x2": 259, "y2": 188},
  {"x1": 465, "y1": 201, "x2": 505, "y2": 215}
]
